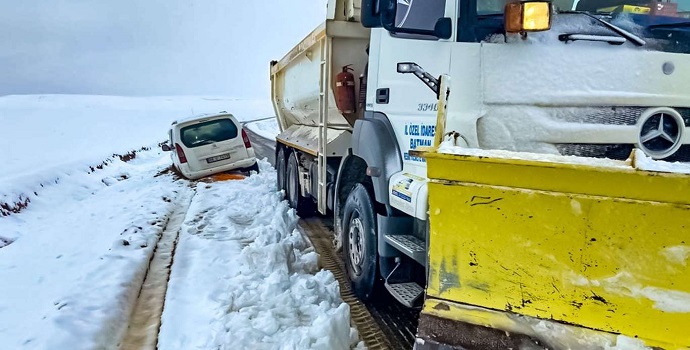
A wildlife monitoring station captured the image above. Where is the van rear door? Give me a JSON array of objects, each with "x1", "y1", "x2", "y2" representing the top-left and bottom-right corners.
[{"x1": 179, "y1": 117, "x2": 249, "y2": 171}]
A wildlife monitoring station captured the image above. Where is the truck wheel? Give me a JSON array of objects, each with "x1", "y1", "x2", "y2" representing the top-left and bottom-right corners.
[
  {"x1": 277, "y1": 148, "x2": 287, "y2": 192},
  {"x1": 286, "y1": 152, "x2": 314, "y2": 216},
  {"x1": 343, "y1": 183, "x2": 379, "y2": 301}
]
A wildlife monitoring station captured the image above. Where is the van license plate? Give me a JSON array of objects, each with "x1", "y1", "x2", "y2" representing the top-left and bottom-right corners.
[{"x1": 207, "y1": 153, "x2": 231, "y2": 163}]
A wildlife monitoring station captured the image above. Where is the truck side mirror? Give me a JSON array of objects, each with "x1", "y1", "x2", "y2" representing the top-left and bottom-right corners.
[
  {"x1": 161, "y1": 143, "x2": 172, "y2": 152},
  {"x1": 361, "y1": 0, "x2": 383, "y2": 28},
  {"x1": 434, "y1": 17, "x2": 452, "y2": 40}
]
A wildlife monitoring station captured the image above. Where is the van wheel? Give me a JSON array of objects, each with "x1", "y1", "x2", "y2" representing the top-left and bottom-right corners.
[
  {"x1": 286, "y1": 152, "x2": 315, "y2": 217},
  {"x1": 343, "y1": 183, "x2": 379, "y2": 301},
  {"x1": 247, "y1": 162, "x2": 260, "y2": 174},
  {"x1": 277, "y1": 148, "x2": 287, "y2": 192}
]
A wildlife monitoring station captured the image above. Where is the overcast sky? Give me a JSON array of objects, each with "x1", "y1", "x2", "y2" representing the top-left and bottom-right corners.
[{"x1": 0, "y1": 1, "x2": 327, "y2": 98}]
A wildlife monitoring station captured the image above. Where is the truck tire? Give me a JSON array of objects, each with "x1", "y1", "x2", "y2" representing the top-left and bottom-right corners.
[
  {"x1": 277, "y1": 147, "x2": 287, "y2": 192},
  {"x1": 343, "y1": 183, "x2": 379, "y2": 301},
  {"x1": 286, "y1": 152, "x2": 315, "y2": 216}
]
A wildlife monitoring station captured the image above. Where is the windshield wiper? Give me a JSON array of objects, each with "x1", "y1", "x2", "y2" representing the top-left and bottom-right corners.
[
  {"x1": 559, "y1": 11, "x2": 646, "y2": 46},
  {"x1": 559, "y1": 33, "x2": 627, "y2": 45}
]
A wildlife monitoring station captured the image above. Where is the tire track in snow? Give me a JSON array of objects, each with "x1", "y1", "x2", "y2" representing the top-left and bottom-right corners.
[
  {"x1": 300, "y1": 218, "x2": 392, "y2": 350},
  {"x1": 120, "y1": 187, "x2": 195, "y2": 350}
]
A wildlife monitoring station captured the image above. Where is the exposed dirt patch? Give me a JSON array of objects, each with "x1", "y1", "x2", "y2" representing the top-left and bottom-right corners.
[
  {"x1": 1, "y1": 196, "x2": 31, "y2": 217},
  {"x1": 154, "y1": 165, "x2": 182, "y2": 181},
  {"x1": 116, "y1": 146, "x2": 150, "y2": 163}
]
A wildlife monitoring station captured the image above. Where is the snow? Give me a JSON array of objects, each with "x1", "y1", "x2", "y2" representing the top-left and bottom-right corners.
[
  {"x1": 159, "y1": 161, "x2": 357, "y2": 349},
  {"x1": 661, "y1": 245, "x2": 690, "y2": 266},
  {"x1": 568, "y1": 271, "x2": 690, "y2": 314},
  {"x1": 437, "y1": 140, "x2": 630, "y2": 168},
  {"x1": 0, "y1": 95, "x2": 358, "y2": 349},
  {"x1": 0, "y1": 151, "x2": 185, "y2": 349},
  {"x1": 632, "y1": 149, "x2": 690, "y2": 174},
  {"x1": 0, "y1": 94, "x2": 273, "y2": 214},
  {"x1": 601, "y1": 272, "x2": 690, "y2": 313},
  {"x1": 438, "y1": 141, "x2": 690, "y2": 175},
  {"x1": 246, "y1": 118, "x2": 281, "y2": 140}
]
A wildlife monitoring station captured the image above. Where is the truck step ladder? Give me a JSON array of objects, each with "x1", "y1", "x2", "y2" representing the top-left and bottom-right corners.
[
  {"x1": 316, "y1": 36, "x2": 331, "y2": 215},
  {"x1": 384, "y1": 257, "x2": 424, "y2": 307},
  {"x1": 384, "y1": 235, "x2": 426, "y2": 265}
]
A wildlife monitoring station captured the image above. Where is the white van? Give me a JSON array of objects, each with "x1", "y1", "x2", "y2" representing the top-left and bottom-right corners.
[{"x1": 163, "y1": 112, "x2": 258, "y2": 180}]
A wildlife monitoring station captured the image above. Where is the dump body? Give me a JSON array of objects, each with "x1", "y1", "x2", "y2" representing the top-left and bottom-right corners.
[
  {"x1": 270, "y1": 7, "x2": 371, "y2": 213},
  {"x1": 270, "y1": 19, "x2": 369, "y2": 156},
  {"x1": 418, "y1": 149, "x2": 690, "y2": 349}
]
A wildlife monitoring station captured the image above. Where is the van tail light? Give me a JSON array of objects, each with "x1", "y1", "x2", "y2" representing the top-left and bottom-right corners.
[
  {"x1": 241, "y1": 129, "x2": 252, "y2": 148},
  {"x1": 175, "y1": 143, "x2": 188, "y2": 163}
]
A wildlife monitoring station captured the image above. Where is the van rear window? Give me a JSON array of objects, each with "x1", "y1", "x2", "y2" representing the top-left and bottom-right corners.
[{"x1": 180, "y1": 118, "x2": 238, "y2": 148}]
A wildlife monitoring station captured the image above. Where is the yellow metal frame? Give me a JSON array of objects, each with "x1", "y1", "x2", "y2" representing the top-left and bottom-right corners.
[{"x1": 421, "y1": 151, "x2": 690, "y2": 349}]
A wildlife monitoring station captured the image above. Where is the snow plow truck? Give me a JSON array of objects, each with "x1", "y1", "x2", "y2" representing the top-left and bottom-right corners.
[{"x1": 270, "y1": 0, "x2": 690, "y2": 348}]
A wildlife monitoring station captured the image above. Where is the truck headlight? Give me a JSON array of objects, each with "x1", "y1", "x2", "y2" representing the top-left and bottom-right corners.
[{"x1": 505, "y1": 1, "x2": 552, "y2": 33}]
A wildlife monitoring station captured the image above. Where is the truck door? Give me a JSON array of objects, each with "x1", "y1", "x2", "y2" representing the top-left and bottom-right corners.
[{"x1": 367, "y1": 0, "x2": 456, "y2": 177}]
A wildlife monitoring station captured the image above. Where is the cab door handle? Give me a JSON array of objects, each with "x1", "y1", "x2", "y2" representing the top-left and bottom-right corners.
[{"x1": 376, "y1": 88, "x2": 389, "y2": 104}]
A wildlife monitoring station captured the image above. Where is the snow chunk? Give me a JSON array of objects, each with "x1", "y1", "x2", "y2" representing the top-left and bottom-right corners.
[
  {"x1": 661, "y1": 245, "x2": 690, "y2": 266},
  {"x1": 632, "y1": 149, "x2": 690, "y2": 174}
]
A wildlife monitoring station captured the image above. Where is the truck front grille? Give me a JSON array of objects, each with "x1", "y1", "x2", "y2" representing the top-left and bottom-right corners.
[
  {"x1": 556, "y1": 144, "x2": 634, "y2": 160},
  {"x1": 556, "y1": 107, "x2": 690, "y2": 127},
  {"x1": 556, "y1": 144, "x2": 690, "y2": 162},
  {"x1": 556, "y1": 107, "x2": 642, "y2": 125}
]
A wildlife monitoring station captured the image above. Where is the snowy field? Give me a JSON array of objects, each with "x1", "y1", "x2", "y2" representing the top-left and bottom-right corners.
[
  {"x1": 0, "y1": 95, "x2": 358, "y2": 349},
  {"x1": 0, "y1": 94, "x2": 273, "y2": 214}
]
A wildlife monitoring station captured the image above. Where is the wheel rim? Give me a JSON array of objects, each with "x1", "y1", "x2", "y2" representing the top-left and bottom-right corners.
[{"x1": 348, "y1": 215, "x2": 365, "y2": 275}]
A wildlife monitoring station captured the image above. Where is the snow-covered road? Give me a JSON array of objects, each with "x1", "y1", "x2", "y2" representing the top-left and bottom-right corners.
[
  {"x1": 0, "y1": 95, "x2": 360, "y2": 350},
  {"x1": 0, "y1": 150, "x2": 359, "y2": 349}
]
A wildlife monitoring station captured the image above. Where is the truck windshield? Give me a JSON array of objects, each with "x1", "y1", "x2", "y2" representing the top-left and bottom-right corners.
[{"x1": 479, "y1": 0, "x2": 690, "y2": 15}]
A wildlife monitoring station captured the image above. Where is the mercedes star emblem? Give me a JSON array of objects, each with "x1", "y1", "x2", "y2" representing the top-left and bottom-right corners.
[{"x1": 638, "y1": 109, "x2": 684, "y2": 159}]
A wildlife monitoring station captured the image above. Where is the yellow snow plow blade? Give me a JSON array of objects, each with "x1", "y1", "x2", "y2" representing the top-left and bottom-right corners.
[{"x1": 417, "y1": 150, "x2": 690, "y2": 349}]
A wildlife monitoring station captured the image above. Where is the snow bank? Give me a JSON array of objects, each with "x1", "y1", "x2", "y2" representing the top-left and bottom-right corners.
[
  {"x1": 246, "y1": 118, "x2": 280, "y2": 140},
  {"x1": 159, "y1": 160, "x2": 358, "y2": 350},
  {"x1": 0, "y1": 149, "x2": 187, "y2": 349},
  {"x1": 0, "y1": 94, "x2": 272, "y2": 214}
]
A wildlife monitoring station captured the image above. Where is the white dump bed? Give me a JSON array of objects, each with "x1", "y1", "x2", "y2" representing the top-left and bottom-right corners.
[{"x1": 270, "y1": 0, "x2": 369, "y2": 156}]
